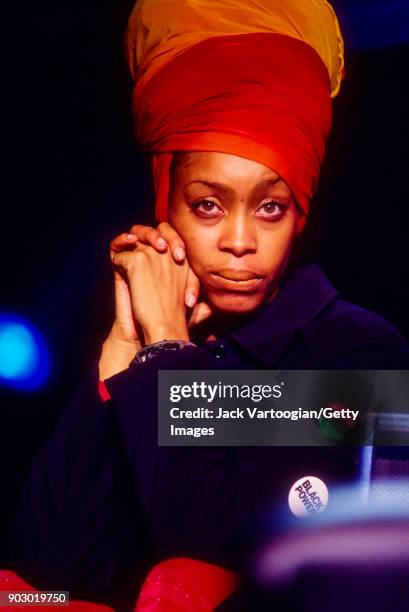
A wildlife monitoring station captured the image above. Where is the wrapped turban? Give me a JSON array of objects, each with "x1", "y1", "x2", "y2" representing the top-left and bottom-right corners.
[{"x1": 125, "y1": 0, "x2": 344, "y2": 233}]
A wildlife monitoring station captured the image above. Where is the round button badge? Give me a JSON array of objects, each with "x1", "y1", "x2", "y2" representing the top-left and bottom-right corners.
[{"x1": 288, "y1": 475, "x2": 328, "y2": 518}]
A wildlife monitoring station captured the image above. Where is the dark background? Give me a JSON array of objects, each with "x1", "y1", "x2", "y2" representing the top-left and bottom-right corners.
[{"x1": 1, "y1": 0, "x2": 409, "y2": 557}]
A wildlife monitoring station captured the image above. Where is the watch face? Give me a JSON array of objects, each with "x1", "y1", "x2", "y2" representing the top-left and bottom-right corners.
[{"x1": 146, "y1": 347, "x2": 161, "y2": 360}]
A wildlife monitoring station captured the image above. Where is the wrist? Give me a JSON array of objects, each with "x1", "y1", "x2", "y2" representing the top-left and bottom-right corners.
[
  {"x1": 109, "y1": 321, "x2": 142, "y2": 349},
  {"x1": 98, "y1": 334, "x2": 141, "y2": 380},
  {"x1": 143, "y1": 323, "x2": 190, "y2": 345}
]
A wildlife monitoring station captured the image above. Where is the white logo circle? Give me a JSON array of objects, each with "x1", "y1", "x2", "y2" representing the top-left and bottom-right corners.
[{"x1": 288, "y1": 475, "x2": 329, "y2": 518}]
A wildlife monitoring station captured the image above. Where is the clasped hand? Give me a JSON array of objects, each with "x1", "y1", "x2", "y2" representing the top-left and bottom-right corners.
[{"x1": 98, "y1": 222, "x2": 213, "y2": 380}]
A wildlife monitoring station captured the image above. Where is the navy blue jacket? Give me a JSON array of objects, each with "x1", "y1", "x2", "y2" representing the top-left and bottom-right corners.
[{"x1": 6, "y1": 264, "x2": 409, "y2": 610}]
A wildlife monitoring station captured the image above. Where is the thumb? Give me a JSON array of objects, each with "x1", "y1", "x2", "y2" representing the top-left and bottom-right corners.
[{"x1": 185, "y1": 266, "x2": 201, "y2": 308}]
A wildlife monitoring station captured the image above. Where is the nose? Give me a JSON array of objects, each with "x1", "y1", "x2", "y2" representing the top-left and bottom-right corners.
[{"x1": 217, "y1": 209, "x2": 257, "y2": 257}]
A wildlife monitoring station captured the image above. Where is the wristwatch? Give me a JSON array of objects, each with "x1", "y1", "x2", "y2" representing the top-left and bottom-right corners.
[{"x1": 130, "y1": 339, "x2": 196, "y2": 365}]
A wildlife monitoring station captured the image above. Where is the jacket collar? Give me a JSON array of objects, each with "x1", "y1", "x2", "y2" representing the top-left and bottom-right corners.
[{"x1": 228, "y1": 264, "x2": 338, "y2": 366}]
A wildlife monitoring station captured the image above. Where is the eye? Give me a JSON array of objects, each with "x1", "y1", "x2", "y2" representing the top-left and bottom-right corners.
[
  {"x1": 256, "y1": 200, "x2": 287, "y2": 220},
  {"x1": 191, "y1": 199, "x2": 223, "y2": 217}
]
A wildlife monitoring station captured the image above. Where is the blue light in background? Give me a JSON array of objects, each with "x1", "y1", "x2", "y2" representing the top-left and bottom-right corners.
[{"x1": 0, "y1": 314, "x2": 50, "y2": 391}]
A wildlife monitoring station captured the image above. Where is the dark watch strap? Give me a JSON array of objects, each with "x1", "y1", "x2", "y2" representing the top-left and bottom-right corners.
[{"x1": 130, "y1": 339, "x2": 195, "y2": 365}]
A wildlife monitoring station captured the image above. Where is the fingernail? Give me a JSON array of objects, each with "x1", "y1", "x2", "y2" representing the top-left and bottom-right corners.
[
  {"x1": 157, "y1": 238, "x2": 167, "y2": 248},
  {"x1": 186, "y1": 292, "x2": 197, "y2": 308},
  {"x1": 127, "y1": 234, "x2": 137, "y2": 240},
  {"x1": 175, "y1": 247, "x2": 185, "y2": 261}
]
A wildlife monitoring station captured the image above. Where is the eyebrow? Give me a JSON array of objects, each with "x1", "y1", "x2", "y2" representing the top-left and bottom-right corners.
[
  {"x1": 185, "y1": 180, "x2": 234, "y2": 196},
  {"x1": 185, "y1": 177, "x2": 282, "y2": 196},
  {"x1": 255, "y1": 177, "x2": 282, "y2": 190}
]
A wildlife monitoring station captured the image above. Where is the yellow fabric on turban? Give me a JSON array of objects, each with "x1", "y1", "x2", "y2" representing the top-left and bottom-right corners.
[{"x1": 125, "y1": 0, "x2": 344, "y2": 98}]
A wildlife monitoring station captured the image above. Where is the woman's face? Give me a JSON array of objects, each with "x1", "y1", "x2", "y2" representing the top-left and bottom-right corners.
[{"x1": 169, "y1": 152, "x2": 299, "y2": 314}]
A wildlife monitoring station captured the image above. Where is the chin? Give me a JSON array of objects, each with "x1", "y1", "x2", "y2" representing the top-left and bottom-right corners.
[{"x1": 207, "y1": 291, "x2": 266, "y2": 314}]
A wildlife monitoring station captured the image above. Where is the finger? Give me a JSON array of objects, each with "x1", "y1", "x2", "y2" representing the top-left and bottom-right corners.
[
  {"x1": 110, "y1": 232, "x2": 138, "y2": 253},
  {"x1": 157, "y1": 221, "x2": 186, "y2": 262},
  {"x1": 111, "y1": 250, "x2": 132, "y2": 270},
  {"x1": 110, "y1": 234, "x2": 138, "y2": 265},
  {"x1": 129, "y1": 224, "x2": 168, "y2": 251},
  {"x1": 111, "y1": 246, "x2": 149, "y2": 273},
  {"x1": 185, "y1": 267, "x2": 201, "y2": 308}
]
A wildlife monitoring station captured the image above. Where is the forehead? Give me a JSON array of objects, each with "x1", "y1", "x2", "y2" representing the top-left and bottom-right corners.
[{"x1": 174, "y1": 151, "x2": 281, "y2": 184}]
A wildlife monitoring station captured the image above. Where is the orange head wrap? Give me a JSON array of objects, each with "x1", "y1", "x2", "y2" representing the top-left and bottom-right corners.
[{"x1": 125, "y1": 0, "x2": 344, "y2": 233}]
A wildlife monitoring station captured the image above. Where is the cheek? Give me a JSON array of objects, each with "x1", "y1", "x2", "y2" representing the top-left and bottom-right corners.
[
  {"x1": 184, "y1": 231, "x2": 215, "y2": 273},
  {"x1": 258, "y1": 223, "x2": 296, "y2": 271}
]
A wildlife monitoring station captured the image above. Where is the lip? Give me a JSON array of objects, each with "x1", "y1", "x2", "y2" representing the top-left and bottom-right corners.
[
  {"x1": 208, "y1": 272, "x2": 264, "y2": 292},
  {"x1": 214, "y1": 268, "x2": 264, "y2": 281}
]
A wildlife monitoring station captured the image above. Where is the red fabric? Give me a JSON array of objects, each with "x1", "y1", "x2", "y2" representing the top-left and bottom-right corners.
[
  {"x1": 133, "y1": 33, "x2": 332, "y2": 234},
  {"x1": 134, "y1": 558, "x2": 239, "y2": 611},
  {"x1": 0, "y1": 570, "x2": 113, "y2": 611},
  {"x1": 98, "y1": 379, "x2": 111, "y2": 402}
]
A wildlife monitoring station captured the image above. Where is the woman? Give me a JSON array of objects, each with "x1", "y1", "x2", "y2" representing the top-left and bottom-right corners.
[
  {"x1": 7, "y1": 0, "x2": 409, "y2": 610},
  {"x1": 99, "y1": 151, "x2": 301, "y2": 380}
]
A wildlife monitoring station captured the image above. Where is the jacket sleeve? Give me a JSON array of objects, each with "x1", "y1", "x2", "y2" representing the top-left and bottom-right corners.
[{"x1": 6, "y1": 365, "x2": 154, "y2": 607}]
